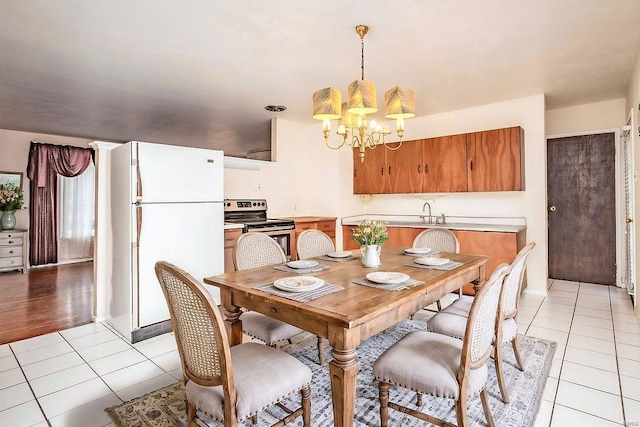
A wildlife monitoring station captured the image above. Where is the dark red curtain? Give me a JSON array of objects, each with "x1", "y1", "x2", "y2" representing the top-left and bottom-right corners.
[{"x1": 26, "y1": 142, "x2": 94, "y2": 266}]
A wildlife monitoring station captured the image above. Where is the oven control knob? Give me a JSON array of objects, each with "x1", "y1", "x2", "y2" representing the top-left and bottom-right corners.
[{"x1": 252, "y1": 202, "x2": 256, "y2": 206}]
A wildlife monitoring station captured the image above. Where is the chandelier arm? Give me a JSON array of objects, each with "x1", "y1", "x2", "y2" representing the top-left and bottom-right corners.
[
  {"x1": 325, "y1": 134, "x2": 348, "y2": 150},
  {"x1": 383, "y1": 140, "x2": 403, "y2": 150}
]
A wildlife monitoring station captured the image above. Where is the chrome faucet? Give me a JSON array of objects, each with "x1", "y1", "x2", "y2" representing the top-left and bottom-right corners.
[{"x1": 421, "y1": 202, "x2": 432, "y2": 224}]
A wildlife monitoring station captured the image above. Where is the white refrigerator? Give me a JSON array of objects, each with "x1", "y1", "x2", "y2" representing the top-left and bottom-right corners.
[{"x1": 109, "y1": 141, "x2": 224, "y2": 342}]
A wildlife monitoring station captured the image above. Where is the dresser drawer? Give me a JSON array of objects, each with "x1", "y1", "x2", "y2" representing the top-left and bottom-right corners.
[
  {"x1": 0, "y1": 237, "x2": 23, "y2": 246},
  {"x1": 0, "y1": 246, "x2": 22, "y2": 258},
  {"x1": 0, "y1": 257, "x2": 22, "y2": 268}
]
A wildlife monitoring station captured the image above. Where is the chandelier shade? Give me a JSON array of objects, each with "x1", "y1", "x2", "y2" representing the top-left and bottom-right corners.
[
  {"x1": 312, "y1": 87, "x2": 342, "y2": 120},
  {"x1": 340, "y1": 102, "x2": 359, "y2": 129},
  {"x1": 347, "y1": 80, "x2": 378, "y2": 115},
  {"x1": 384, "y1": 86, "x2": 416, "y2": 119}
]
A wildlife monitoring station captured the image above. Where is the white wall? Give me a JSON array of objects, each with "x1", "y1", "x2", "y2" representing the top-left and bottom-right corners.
[{"x1": 545, "y1": 99, "x2": 626, "y2": 135}]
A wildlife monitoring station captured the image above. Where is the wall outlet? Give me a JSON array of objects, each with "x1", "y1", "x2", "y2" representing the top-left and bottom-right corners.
[
  {"x1": 293, "y1": 204, "x2": 297, "y2": 210},
  {"x1": 254, "y1": 182, "x2": 262, "y2": 191}
]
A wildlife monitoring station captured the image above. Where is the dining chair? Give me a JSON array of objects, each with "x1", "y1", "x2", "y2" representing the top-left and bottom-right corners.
[
  {"x1": 154, "y1": 261, "x2": 312, "y2": 427},
  {"x1": 426, "y1": 242, "x2": 535, "y2": 403},
  {"x1": 296, "y1": 229, "x2": 335, "y2": 260},
  {"x1": 373, "y1": 263, "x2": 510, "y2": 427},
  {"x1": 412, "y1": 228, "x2": 461, "y2": 311},
  {"x1": 234, "y1": 232, "x2": 326, "y2": 365}
]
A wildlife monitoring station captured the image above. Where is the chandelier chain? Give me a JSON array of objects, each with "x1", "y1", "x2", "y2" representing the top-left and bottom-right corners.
[{"x1": 361, "y1": 36, "x2": 365, "y2": 80}]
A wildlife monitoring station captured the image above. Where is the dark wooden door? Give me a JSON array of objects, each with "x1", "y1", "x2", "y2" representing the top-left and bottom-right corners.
[{"x1": 547, "y1": 133, "x2": 616, "y2": 284}]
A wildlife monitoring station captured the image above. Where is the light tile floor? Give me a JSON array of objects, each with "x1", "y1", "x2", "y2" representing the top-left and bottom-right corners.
[{"x1": 0, "y1": 279, "x2": 638, "y2": 426}]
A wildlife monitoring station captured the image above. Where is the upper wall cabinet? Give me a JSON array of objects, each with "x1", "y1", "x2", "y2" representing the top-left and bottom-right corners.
[
  {"x1": 467, "y1": 126, "x2": 525, "y2": 192},
  {"x1": 352, "y1": 126, "x2": 524, "y2": 194}
]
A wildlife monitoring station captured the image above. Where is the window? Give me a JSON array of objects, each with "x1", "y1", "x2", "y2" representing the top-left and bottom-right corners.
[{"x1": 58, "y1": 162, "x2": 95, "y2": 262}]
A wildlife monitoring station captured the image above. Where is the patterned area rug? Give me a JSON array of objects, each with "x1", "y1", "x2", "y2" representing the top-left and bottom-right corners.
[{"x1": 106, "y1": 319, "x2": 555, "y2": 427}]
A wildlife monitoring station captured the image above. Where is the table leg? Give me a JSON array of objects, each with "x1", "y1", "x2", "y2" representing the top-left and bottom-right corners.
[
  {"x1": 472, "y1": 263, "x2": 487, "y2": 293},
  {"x1": 220, "y1": 290, "x2": 243, "y2": 346},
  {"x1": 329, "y1": 346, "x2": 358, "y2": 427}
]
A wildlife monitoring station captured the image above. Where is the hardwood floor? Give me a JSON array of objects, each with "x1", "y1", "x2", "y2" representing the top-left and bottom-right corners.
[{"x1": 0, "y1": 261, "x2": 94, "y2": 345}]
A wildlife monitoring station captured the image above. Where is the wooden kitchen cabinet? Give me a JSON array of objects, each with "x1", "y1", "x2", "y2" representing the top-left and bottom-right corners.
[
  {"x1": 353, "y1": 126, "x2": 524, "y2": 194},
  {"x1": 286, "y1": 217, "x2": 337, "y2": 260},
  {"x1": 422, "y1": 134, "x2": 468, "y2": 192},
  {"x1": 353, "y1": 146, "x2": 386, "y2": 194},
  {"x1": 224, "y1": 228, "x2": 242, "y2": 273},
  {"x1": 0, "y1": 230, "x2": 27, "y2": 274},
  {"x1": 467, "y1": 126, "x2": 524, "y2": 191}
]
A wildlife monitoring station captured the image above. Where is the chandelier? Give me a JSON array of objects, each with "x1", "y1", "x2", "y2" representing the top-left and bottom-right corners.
[{"x1": 312, "y1": 25, "x2": 416, "y2": 162}]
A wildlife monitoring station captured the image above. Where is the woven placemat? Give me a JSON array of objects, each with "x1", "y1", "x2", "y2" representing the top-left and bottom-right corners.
[
  {"x1": 255, "y1": 282, "x2": 343, "y2": 302},
  {"x1": 352, "y1": 277, "x2": 424, "y2": 292},
  {"x1": 405, "y1": 260, "x2": 463, "y2": 271},
  {"x1": 315, "y1": 255, "x2": 358, "y2": 263},
  {"x1": 273, "y1": 264, "x2": 329, "y2": 274}
]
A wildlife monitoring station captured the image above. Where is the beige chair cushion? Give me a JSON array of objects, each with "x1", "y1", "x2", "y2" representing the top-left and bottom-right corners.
[
  {"x1": 241, "y1": 311, "x2": 302, "y2": 345},
  {"x1": 501, "y1": 317, "x2": 518, "y2": 345},
  {"x1": 373, "y1": 330, "x2": 488, "y2": 400},
  {"x1": 186, "y1": 342, "x2": 312, "y2": 422},
  {"x1": 425, "y1": 296, "x2": 473, "y2": 339}
]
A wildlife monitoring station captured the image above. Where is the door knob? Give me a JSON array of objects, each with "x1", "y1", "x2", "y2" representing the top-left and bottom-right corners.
[
  {"x1": 627, "y1": 218, "x2": 633, "y2": 223},
  {"x1": 549, "y1": 206, "x2": 557, "y2": 212}
]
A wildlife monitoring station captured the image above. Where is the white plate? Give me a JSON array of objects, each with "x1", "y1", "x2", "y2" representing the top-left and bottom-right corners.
[
  {"x1": 366, "y1": 272, "x2": 410, "y2": 285},
  {"x1": 404, "y1": 247, "x2": 432, "y2": 255},
  {"x1": 327, "y1": 251, "x2": 352, "y2": 258},
  {"x1": 287, "y1": 260, "x2": 319, "y2": 269},
  {"x1": 415, "y1": 257, "x2": 450, "y2": 266},
  {"x1": 273, "y1": 276, "x2": 325, "y2": 293}
]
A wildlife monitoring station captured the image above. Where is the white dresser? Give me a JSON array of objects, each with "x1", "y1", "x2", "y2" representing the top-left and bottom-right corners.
[{"x1": 0, "y1": 230, "x2": 27, "y2": 274}]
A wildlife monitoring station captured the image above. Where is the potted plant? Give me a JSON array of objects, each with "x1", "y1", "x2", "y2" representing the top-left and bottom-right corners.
[
  {"x1": 0, "y1": 183, "x2": 24, "y2": 230},
  {"x1": 352, "y1": 220, "x2": 388, "y2": 267}
]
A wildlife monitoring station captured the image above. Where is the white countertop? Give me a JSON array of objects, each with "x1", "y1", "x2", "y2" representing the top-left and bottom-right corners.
[
  {"x1": 224, "y1": 223, "x2": 244, "y2": 230},
  {"x1": 341, "y1": 214, "x2": 526, "y2": 233}
]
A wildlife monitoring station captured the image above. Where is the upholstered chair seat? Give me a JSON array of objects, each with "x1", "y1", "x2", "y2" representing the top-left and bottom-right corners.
[
  {"x1": 186, "y1": 342, "x2": 312, "y2": 422},
  {"x1": 240, "y1": 311, "x2": 303, "y2": 346},
  {"x1": 374, "y1": 331, "x2": 488, "y2": 400}
]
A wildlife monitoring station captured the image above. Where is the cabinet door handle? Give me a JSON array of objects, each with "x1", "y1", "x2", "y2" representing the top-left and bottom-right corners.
[
  {"x1": 418, "y1": 164, "x2": 421, "y2": 173},
  {"x1": 469, "y1": 160, "x2": 473, "y2": 171},
  {"x1": 353, "y1": 169, "x2": 356, "y2": 178},
  {"x1": 388, "y1": 166, "x2": 391, "y2": 175},
  {"x1": 425, "y1": 164, "x2": 428, "y2": 174},
  {"x1": 9, "y1": 250, "x2": 14, "y2": 254},
  {"x1": 381, "y1": 167, "x2": 384, "y2": 176},
  {"x1": 7, "y1": 240, "x2": 13, "y2": 244}
]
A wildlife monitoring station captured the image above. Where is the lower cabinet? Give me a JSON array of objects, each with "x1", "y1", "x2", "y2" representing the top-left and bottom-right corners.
[
  {"x1": 342, "y1": 225, "x2": 526, "y2": 294},
  {"x1": 223, "y1": 228, "x2": 242, "y2": 273}
]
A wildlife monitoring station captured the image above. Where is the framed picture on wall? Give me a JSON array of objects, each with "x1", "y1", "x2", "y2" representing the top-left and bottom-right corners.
[{"x1": 0, "y1": 171, "x2": 23, "y2": 189}]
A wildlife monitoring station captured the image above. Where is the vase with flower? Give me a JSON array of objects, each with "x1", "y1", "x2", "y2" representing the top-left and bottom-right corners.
[
  {"x1": 352, "y1": 220, "x2": 389, "y2": 267},
  {"x1": 0, "y1": 183, "x2": 24, "y2": 230}
]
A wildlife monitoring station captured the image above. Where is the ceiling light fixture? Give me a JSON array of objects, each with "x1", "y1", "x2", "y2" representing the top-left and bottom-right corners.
[{"x1": 312, "y1": 25, "x2": 415, "y2": 162}]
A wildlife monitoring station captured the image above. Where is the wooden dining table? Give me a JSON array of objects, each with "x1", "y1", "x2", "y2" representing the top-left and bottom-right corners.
[{"x1": 204, "y1": 250, "x2": 490, "y2": 427}]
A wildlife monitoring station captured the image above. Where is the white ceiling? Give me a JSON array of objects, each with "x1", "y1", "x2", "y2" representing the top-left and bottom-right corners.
[{"x1": 1, "y1": 1, "x2": 639, "y2": 157}]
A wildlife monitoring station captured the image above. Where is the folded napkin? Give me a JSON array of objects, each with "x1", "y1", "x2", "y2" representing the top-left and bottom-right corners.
[
  {"x1": 273, "y1": 264, "x2": 329, "y2": 274},
  {"x1": 255, "y1": 282, "x2": 343, "y2": 302},
  {"x1": 405, "y1": 260, "x2": 463, "y2": 271},
  {"x1": 352, "y1": 277, "x2": 424, "y2": 292},
  {"x1": 315, "y1": 255, "x2": 358, "y2": 263}
]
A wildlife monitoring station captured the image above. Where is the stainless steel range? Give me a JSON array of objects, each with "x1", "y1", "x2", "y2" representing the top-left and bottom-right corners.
[{"x1": 224, "y1": 199, "x2": 295, "y2": 259}]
